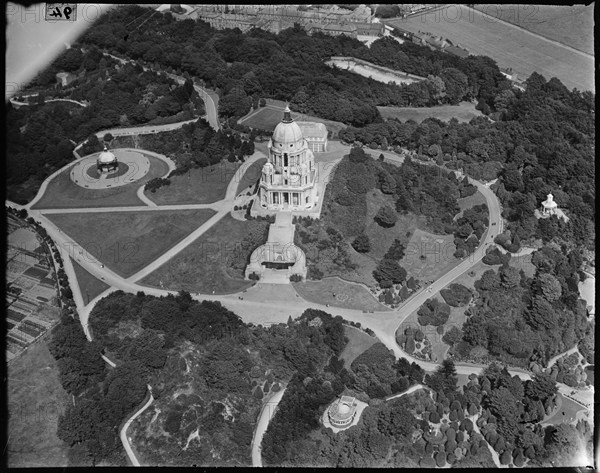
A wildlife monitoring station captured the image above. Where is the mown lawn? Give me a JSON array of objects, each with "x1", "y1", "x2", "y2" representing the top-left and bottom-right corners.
[
  {"x1": 240, "y1": 103, "x2": 347, "y2": 137},
  {"x1": 47, "y1": 209, "x2": 216, "y2": 278},
  {"x1": 339, "y1": 325, "x2": 379, "y2": 369},
  {"x1": 235, "y1": 157, "x2": 267, "y2": 196},
  {"x1": 140, "y1": 214, "x2": 265, "y2": 294},
  {"x1": 400, "y1": 228, "x2": 457, "y2": 282},
  {"x1": 70, "y1": 256, "x2": 111, "y2": 302},
  {"x1": 293, "y1": 277, "x2": 389, "y2": 312},
  {"x1": 146, "y1": 161, "x2": 240, "y2": 205},
  {"x1": 7, "y1": 338, "x2": 71, "y2": 467},
  {"x1": 32, "y1": 154, "x2": 169, "y2": 209}
]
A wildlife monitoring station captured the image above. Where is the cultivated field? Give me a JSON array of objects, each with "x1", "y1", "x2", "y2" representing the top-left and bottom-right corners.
[
  {"x1": 7, "y1": 339, "x2": 71, "y2": 468},
  {"x1": 378, "y1": 102, "x2": 483, "y2": 123},
  {"x1": 47, "y1": 209, "x2": 216, "y2": 278},
  {"x1": 32, "y1": 154, "x2": 170, "y2": 209},
  {"x1": 473, "y1": 4, "x2": 594, "y2": 55},
  {"x1": 384, "y1": 6, "x2": 594, "y2": 92}
]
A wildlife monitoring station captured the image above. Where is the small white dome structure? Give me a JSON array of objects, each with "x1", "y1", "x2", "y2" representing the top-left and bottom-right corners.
[
  {"x1": 541, "y1": 193, "x2": 558, "y2": 213},
  {"x1": 535, "y1": 192, "x2": 569, "y2": 222},
  {"x1": 96, "y1": 146, "x2": 118, "y2": 173}
]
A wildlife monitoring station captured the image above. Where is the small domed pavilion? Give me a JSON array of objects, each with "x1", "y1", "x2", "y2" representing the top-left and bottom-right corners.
[
  {"x1": 96, "y1": 146, "x2": 118, "y2": 173},
  {"x1": 540, "y1": 193, "x2": 558, "y2": 216}
]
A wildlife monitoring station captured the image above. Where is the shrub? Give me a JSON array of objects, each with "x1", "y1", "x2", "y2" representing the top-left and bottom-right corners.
[
  {"x1": 375, "y1": 204, "x2": 398, "y2": 227},
  {"x1": 405, "y1": 338, "x2": 415, "y2": 354},
  {"x1": 289, "y1": 274, "x2": 303, "y2": 282},
  {"x1": 351, "y1": 233, "x2": 371, "y2": 253},
  {"x1": 435, "y1": 451, "x2": 447, "y2": 467},
  {"x1": 248, "y1": 272, "x2": 260, "y2": 281},
  {"x1": 437, "y1": 325, "x2": 444, "y2": 335},
  {"x1": 414, "y1": 329, "x2": 424, "y2": 342},
  {"x1": 440, "y1": 283, "x2": 472, "y2": 307},
  {"x1": 418, "y1": 298, "x2": 451, "y2": 326},
  {"x1": 499, "y1": 449, "x2": 512, "y2": 465}
]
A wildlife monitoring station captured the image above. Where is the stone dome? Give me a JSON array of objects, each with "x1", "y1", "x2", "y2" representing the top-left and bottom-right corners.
[
  {"x1": 272, "y1": 106, "x2": 304, "y2": 145},
  {"x1": 98, "y1": 149, "x2": 117, "y2": 164},
  {"x1": 338, "y1": 403, "x2": 351, "y2": 415}
]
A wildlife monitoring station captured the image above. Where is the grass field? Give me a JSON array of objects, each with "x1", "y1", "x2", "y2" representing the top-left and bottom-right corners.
[
  {"x1": 339, "y1": 325, "x2": 379, "y2": 369},
  {"x1": 70, "y1": 256, "x2": 111, "y2": 302},
  {"x1": 293, "y1": 277, "x2": 390, "y2": 312},
  {"x1": 473, "y1": 4, "x2": 594, "y2": 55},
  {"x1": 32, "y1": 154, "x2": 170, "y2": 209},
  {"x1": 146, "y1": 161, "x2": 240, "y2": 205},
  {"x1": 400, "y1": 228, "x2": 457, "y2": 282},
  {"x1": 454, "y1": 190, "x2": 487, "y2": 221},
  {"x1": 239, "y1": 102, "x2": 347, "y2": 138},
  {"x1": 235, "y1": 157, "x2": 267, "y2": 196},
  {"x1": 384, "y1": 7, "x2": 594, "y2": 92},
  {"x1": 140, "y1": 214, "x2": 264, "y2": 294},
  {"x1": 47, "y1": 209, "x2": 216, "y2": 278},
  {"x1": 378, "y1": 102, "x2": 483, "y2": 123},
  {"x1": 7, "y1": 338, "x2": 71, "y2": 467}
]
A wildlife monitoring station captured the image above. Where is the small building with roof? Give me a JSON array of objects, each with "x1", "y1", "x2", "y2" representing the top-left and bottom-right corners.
[{"x1": 296, "y1": 121, "x2": 328, "y2": 153}]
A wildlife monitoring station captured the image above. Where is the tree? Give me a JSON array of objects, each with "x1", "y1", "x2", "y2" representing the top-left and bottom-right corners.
[
  {"x1": 525, "y1": 373, "x2": 558, "y2": 404},
  {"x1": 499, "y1": 265, "x2": 520, "y2": 288},
  {"x1": 442, "y1": 326, "x2": 463, "y2": 346},
  {"x1": 440, "y1": 283, "x2": 472, "y2": 306},
  {"x1": 351, "y1": 234, "x2": 371, "y2": 253},
  {"x1": 537, "y1": 273, "x2": 562, "y2": 302},
  {"x1": 417, "y1": 298, "x2": 451, "y2": 326},
  {"x1": 373, "y1": 259, "x2": 407, "y2": 284},
  {"x1": 375, "y1": 204, "x2": 398, "y2": 227}
]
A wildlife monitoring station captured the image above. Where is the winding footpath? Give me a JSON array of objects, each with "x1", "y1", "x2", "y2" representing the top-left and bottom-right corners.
[{"x1": 120, "y1": 386, "x2": 155, "y2": 466}]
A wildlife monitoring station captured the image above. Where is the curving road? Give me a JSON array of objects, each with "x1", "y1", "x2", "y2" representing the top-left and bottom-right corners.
[
  {"x1": 103, "y1": 52, "x2": 220, "y2": 131},
  {"x1": 251, "y1": 387, "x2": 287, "y2": 467}
]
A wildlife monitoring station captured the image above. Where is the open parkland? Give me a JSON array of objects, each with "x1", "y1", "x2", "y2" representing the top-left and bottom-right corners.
[{"x1": 384, "y1": 4, "x2": 594, "y2": 92}]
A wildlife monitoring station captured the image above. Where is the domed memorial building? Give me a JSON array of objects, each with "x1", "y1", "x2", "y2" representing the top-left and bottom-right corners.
[
  {"x1": 327, "y1": 396, "x2": 358, "y2": 429},
  {"x1": 258, "y1": 106, "x2": 319, "y2": 212},
  {"x1": 96, "y1": 146, "x2": 119, "y2": 173}
]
